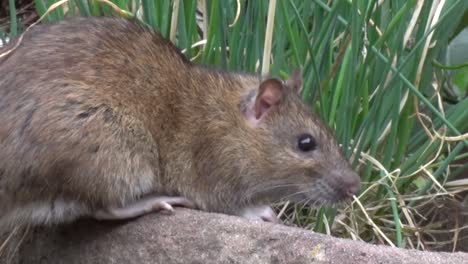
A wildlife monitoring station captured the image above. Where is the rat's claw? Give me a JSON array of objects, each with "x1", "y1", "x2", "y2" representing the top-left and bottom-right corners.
[
  {"x1": 152, "y1": 201, "x2": 174, "y2": 213},
  {"x1": 93, "y1": 195, "x2": 196, "y2": 220},
  {"x1": 151, "y1": 196, "x2": 197, "y2": 214}
]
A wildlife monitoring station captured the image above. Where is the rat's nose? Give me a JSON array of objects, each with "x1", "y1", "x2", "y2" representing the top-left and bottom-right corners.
[
  {"x1": 326, "y1": 169, "x2": 361, "y2": 201},
  {"x1": 343, "y1": 172, "x2": 361, "y2": 198}
]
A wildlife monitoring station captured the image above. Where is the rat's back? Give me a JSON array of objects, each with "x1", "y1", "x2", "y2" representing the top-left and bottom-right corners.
[{"x1": 0, "y1": 17, "x2": 190, "y2": 96}]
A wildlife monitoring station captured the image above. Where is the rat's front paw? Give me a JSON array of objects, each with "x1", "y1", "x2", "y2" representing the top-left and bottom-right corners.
[
  {"x1": 93, "y1": 195, "x2": 196, "y2": 220},
  {"x1": 238, "y1": 205, "x2": 280, "y2": 223}
]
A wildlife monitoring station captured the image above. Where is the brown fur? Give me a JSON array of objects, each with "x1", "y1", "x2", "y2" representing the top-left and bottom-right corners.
[{"x1": 0, "y1": 17, "x2": 360, "y2": 229}]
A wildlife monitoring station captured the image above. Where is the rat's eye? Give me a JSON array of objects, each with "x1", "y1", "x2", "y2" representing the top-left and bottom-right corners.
[{"x1": 297, "y1": 133, "x2": 316, "y2": 152}]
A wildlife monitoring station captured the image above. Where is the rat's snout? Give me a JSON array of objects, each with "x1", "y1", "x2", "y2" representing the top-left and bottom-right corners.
[
  {"x1": 328, "y1": 169, "x2": 361, "y2": 200},
  {"x1": 341, "y1": 171, "x2": 361, "y2": 198},
  {"x1": 344, "y1": 172, "x2": 361, "y2": 198}
]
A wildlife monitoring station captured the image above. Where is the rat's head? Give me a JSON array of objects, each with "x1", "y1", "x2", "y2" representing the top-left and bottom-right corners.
[{"x1": 233, "y1": 70, "x2": 361, "y2": 207}]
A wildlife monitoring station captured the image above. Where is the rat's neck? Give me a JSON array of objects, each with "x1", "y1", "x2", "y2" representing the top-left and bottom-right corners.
[{"x1": 156, "y1": 67, "x2": 258, "y2": 213}]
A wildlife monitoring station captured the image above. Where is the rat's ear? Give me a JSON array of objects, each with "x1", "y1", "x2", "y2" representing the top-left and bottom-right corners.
[
  {"x1": 254, "y1": 78, "x2": 284, "y2": 119},
  {"x1": 285, "y1": 68, "x2": 303, "y2": 95},
  {"x1": 243, "y1": 78, "x2": 285, "y2": 126}
]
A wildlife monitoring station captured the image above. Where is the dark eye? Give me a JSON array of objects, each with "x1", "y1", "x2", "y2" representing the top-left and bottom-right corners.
[{"x1": 297, "y1": 133, "x2": 316, "y2": 152}]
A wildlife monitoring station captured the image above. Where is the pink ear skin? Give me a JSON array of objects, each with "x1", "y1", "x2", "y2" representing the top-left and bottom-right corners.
[
  {"x1": 254, "y1": 78, "x2": 285, "y2": 119},
  {"x1": 244, "y1": 78, "x2": 285, "y2": 127},
  {"x1": 285, "y1": 68, "x2": 303, "y2": 95}
]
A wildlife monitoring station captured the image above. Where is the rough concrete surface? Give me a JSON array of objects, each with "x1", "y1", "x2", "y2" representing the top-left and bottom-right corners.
[{"x1": 2, "y1": 208, "x2": 468, "y2": 264}]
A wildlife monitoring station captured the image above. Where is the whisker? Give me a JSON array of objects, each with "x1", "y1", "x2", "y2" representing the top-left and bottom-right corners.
[
  {"x1": 278, "y1": 190, "x2": 309, "y2": 201},
  {"x1": 244, "y1": 182, "x2": 305, "y2": 199}
]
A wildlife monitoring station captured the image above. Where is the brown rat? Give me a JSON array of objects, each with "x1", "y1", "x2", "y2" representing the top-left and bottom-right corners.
[{"x1": 0, "y1": 17, "x2": 360, "y2": 230}]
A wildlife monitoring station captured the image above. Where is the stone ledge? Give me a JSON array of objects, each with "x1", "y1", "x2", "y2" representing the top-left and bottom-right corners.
[{"x1": 5, "y1": 208, "x2": 468, "y2": 264}]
